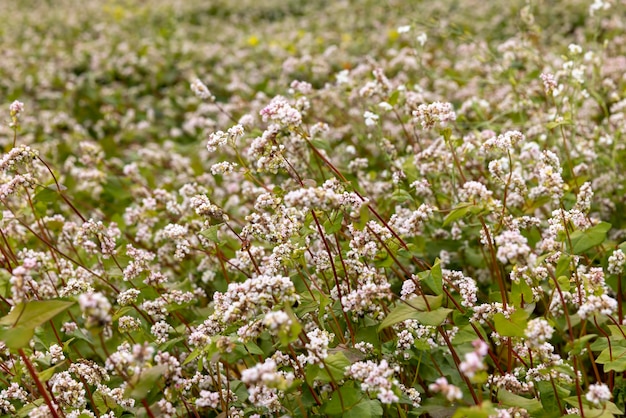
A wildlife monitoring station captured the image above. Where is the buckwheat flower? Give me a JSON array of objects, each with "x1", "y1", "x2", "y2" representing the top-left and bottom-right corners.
[
  {"x1": 589, "y1": 0, "x2": 611, "y2": 16},
  {"x1": 459, "y1": 180, "x2": 492, "y2": 203},
  {"x1": 378, "y1": 101, "x2": 393, "y2": 111},
  {"x1": 118, "y1": 316, "x2": 141, "y2": 333},
  {"x1": 210, "y1": 161, "x2": 238, "y2": 175},
  {"x1": 289, "y1": 80, "x2": 313, "y2": 94},
  {"x1": 157, "y1": 399, "x2": 177, "y2": 418},
  {"x1": 96, "y1": 384, "x2": 135, "y2": 408},
  {"x1": 364, "y1": 111, "x2": 380, "y2": 127},
  {"x1": 429, "y1": 377, "x2": 462, "y2": 402},
  {"x1": 494, "y1": 228, "x2": 531, "y2": 265},
  {"x1": 206, "y1": 130, "x2": 228, "y2": 152},
  {"x1": 0, "y1": 145, "x2": 39, "y2": 172},
  {"x1": 412, "y1": 101, "x2": 456, "y2": 129},
  {"x1": 61, "y1": 322, "x2": 78, "y2": 333},
  {"x1": 525, "y1": 318, "x2": 554, "y2": 348},
  {"x1": 196, "y1": 390, "x2": 220, "y2": 408},
  {"x1": 460, "y1": 339, "x2": 489, "y2": 378},
  {"x1": 305, "y1": 328, "x2": 333, "y2": 364},
  {"x1": 416, "y1": 32, "x2": 427, "y2": 46},
  {"x1": 586, "y1": 383, "x2": 611, "y2": 405},
  {"x1": 190, "y1": 79, "x2": 215, "y2": 101},
  {"x1": 141, "y1": 299, "x2": 168, "y2": 321},
  {"x1": 444, "y1": 270, "x2": 478, "y2": 308},
  {"x1": 48, "y1": 344, "x2": 65, "y2": 364},
  {"x1": 50, "y1": 371, "x2": 85, "y2": 407},
  {"x1": 74, "y1": 219, "x2": 121, "y2": 258},
  {"x1": 123, "y1": 245, "x2": 155, "y2": 281},
  {"x1": 213, "y1": 274, "x2": 299, "y2": 324},
  {"x1": 346, "y1": 359, "x2": 399, "y2": 404},
  {"x1": 540, "y1": 73, "x2": 557, "y2": 95},
  {"x1": 79, "y1": 292, "x2": 112, "y2": 328},
  {"x1": 241, "y1": 358, "x2": 294, "y2": 411},
  {"x1": 190, "y1": 195, "x2": 228, "y2": 221},
  {"x1": 336, "y1": 69, "x2": 351, "y2": 85},
  {"x1": 151, "y1": 321, "x2": 173, "y2": 344},
  {"x1": 9, "y1": 100, "x2": 24, "y2": 116},
  {"x1": 355, "y1": 341, "x2": 374, "y2": 355},
  {"x1": 262, "y1": 310, "x2": 292, "y2": 331},
  {"x1": 117, "y1": 288, "x2": 140, "y2": 306},
  {"x1": 397, "y1": 25, "x2": 411, "y2": 33},
  {"x1": 578, "y1": 294, "x2": 618, "y2": 319},
  {"x1": 0, "y1": 383, "x2": 27, "y2": 413},
  {"x1": 574, "y1": 182, "x2": 593, "y2": 213},
  {"x1": 400, "y1": 279, "x2": 416, "y2": 299},
  {"x1": 159, "y1": 223, "x2": 191, "y2": 260},
  {"x1": 69, "y1": 360, "x2": 109, "y2": 385},
  {"x1": 568, "y1": 43, "x2": 583, "y2": 55},
  {"x1": 608, "y1": 249, "x2": 625, "y2": 275},
  {"x1": 260, "y1": 95, "x2": 302, "y2": 127},
  {"x1": 482, "y1": 130, "x2": 525, "y2": 152}
]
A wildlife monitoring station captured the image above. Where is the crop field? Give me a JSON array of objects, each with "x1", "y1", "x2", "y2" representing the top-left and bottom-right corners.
[{"x1": 1, "y1": 0, "x2": 626, "y2": 416}]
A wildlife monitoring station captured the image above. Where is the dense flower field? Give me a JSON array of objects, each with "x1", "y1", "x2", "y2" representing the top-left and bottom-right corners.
[{"x1": 1, "y1": 0, "x2": 626, "y2": 416}]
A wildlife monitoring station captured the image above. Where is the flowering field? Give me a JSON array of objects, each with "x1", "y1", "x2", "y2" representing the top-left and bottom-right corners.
[{"x1": 1, "y1": 0, "x2": 626, "y2": 416}]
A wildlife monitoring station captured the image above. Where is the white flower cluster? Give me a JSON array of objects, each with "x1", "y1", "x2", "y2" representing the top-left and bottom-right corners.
[
  {"x1": 608, "y1": 249, "x2": 625, "y2": 275},
  {"x1": 190, "y1": 78, "x2": 214, "y2": 101},
  {"x1": 260, "y1": 95, "x2": 302, "y2": 127},
  {"x1": 303, "y1": 328, "x2": 333, "y2": 365},
  {"x1": 585, "y1": 382, "x2": 611, "y2": 405},
  {"x1": 428, "y1": 376, "x2": 462, "y2": 402},
  {"x1": 78, "y1": 291, "x2": 112, "y2": 328},
  {"x1": 212, "y1": 274, "x2": 299, "y2": 324},
  {"x1": 494, "y1": 227, "x2": 531, "y2": 265},
  {"x1": 0, "y1": 145, "x2": 39, "y2": 172},
  {"x1": 241, "y1": 358, "x2": 294, "y2": 412},
  {"x1": 459, "y1": 339, "x2": 489, "y2": 378},
  {"x1": 73, "y1": 219, "x2": 121, "y2": 258},
  {"x1": 346, "y1": 359, "x2": 399, "y2": 404},
  {"x1": 412, "y1": 101, "x2": 456, "y2": 129},
  {"x1": 524, "y1": 318, "x2": 554, "y2": 348},
  {"x1": 482, "y1": 130, "x2": 525, "y2": 152},
  {"x1": 577, "y1": 294, "x2": 617, "y2": 319}
]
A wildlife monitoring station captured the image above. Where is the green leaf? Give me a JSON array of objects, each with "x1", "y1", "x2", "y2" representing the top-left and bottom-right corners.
[
  {"x1": 567, "y1": 334, "x2": 597, "y2": 356},
  {"x1": 306, "y1": 352, "x2": 351, "y2": 385},
  {"x1": 310, "y1": 139, "x2": 331, "y2": 152},
  {"x1": 443, "y1": 203, "x2": 472, "y2": 227},
  {"x1": 127, "y1": 365, "x2": 167, "y2": 400},
  {"x1": 0, "y1": 327, "x2": 34, "y2": 349},
  {"x1": 38, "y1": 362, "x2": 66, "y2": 382},
  {"x1": 413, "y1": 308, "x2": 453, "y2": 326},
  {"x1": 0, "y1": 300, "x2": 74, "y2": 329},
  {"x1": 497, "y1": 390, "x2": 543, "y2": 413},
  {"x1": 419, "y1": 259, "x2": 443, "y2": 295},
  {"x1": 391, "y1": 188, "x2": 413, "y2": 203},
  {"x1": 325, "y1": 212, "x2": 344, "y2": 234},
  {"x1": 199, "y1": 223, "x2": 223, "y2": 242},
  {"x1": 596, "y1": 346, "x2": 626, "y2": 372},
  {"x1": 343, "y1": 400, "x2": 383, "y2": 418},
  {"x1": 378, "y1": 295, "x2": 443, "y2": 331},
  {"x1": 567, "y1": 222, "x2": 611, "y2": 254},
  {"x1": 323, "y1": 352, "x2": 351, "y2": 381},
  {"x1": 555, "y1": 253, "x2": 571, "y2": 279},
  {"x1": 608, "y1": 325, "x2": 626, "y2": 339},
  {"x1": 244, "y1": 341, "x2": 265, "y2": 356},
  {"x1": 322, "y1": 381, "x2": 362, "y2": 415},
  {"x1": 278, "y1": 309, "x2": 302, "y2": 347},
  {"x1": 493, "y1": 309, "x2": 529, "y2": 338},
  {"x1": 388, "y1": 90, "x2": 400, "y2": 106},
  {"x1": 34, "y1": 187, "x2": 60, "y2": 203},
  {"x1": 546, "y1": 118, "x2": 572, "y2": 129}
]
